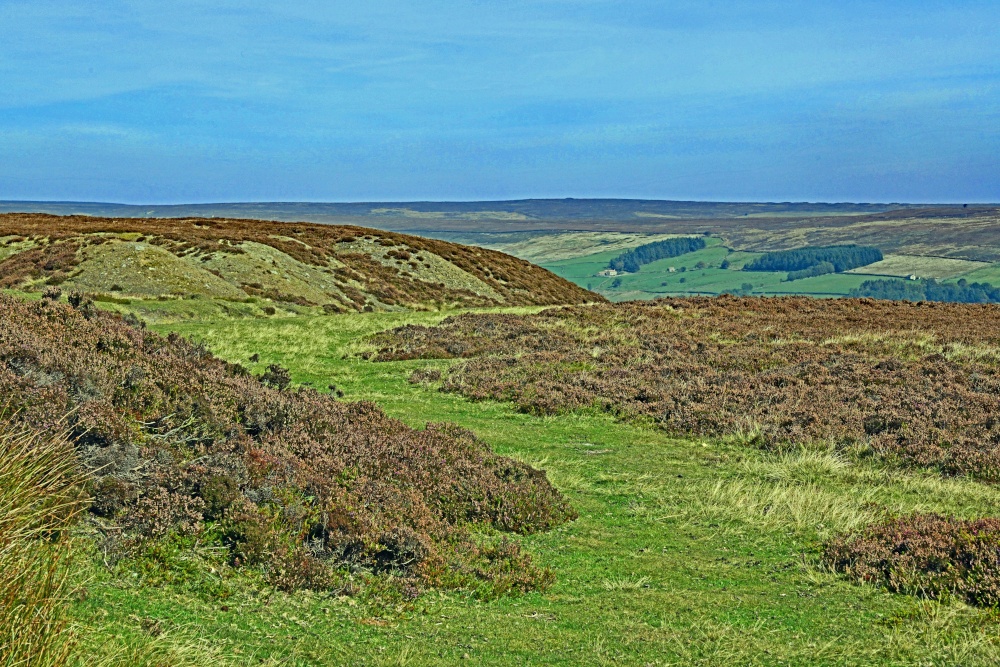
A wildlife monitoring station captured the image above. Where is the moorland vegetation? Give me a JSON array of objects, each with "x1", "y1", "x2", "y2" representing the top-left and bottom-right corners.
[
  {"x1": 0, "y1": 213, "x2": 597, "y2": 318},
  {"x1": 7, "y1": 206, "x2": 1000, "y2": 662},
  {"x1": 825, "y1": 513, "x2": 1000, "y2": 608},
  {"x1": 370, "y1": 296, "x2": 1000, "y2": 609},
  {"x1": 118, "y1": 303, "x2": 1000, "y2": 664},
  {"x1": 372, "y1": 297, "x2": 1000, "y2": 481},
  {"x1": 0, "y1": 294, "x2": 573, "y2": 601},
  {"x1": 6, "y1": 293, "x2": 1000, "y2": 662}
]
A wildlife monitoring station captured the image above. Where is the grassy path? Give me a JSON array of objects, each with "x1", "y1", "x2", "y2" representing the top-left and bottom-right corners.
[{"x1": 71, "y1": 311, "x2": 1000, "y2": 665}]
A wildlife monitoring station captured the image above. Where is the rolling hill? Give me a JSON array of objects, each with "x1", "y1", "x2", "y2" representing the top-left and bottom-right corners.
[{"x1": 0, "y1": 213, "x2": 600, "y2": 319}]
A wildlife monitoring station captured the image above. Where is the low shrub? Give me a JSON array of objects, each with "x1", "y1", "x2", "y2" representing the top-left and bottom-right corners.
[
  {"x1": 824, "y1": 514, "x2": 1000, "y2": 607},
  {"x1": 0, "y1": 295, "x2": 573, "y2": 596},
  {"x1": 408, "y1": 368, "x2": 442, "y2": 384},
  {"x1": 370, "y1": 297, "x2": 1000, "y2": 480}
]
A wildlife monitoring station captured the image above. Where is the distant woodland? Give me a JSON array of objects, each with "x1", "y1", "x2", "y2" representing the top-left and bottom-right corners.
[
  {"x1": 851, "y1": 278, "x2": 1000, "y2": 304},
  {"x1": 608, "y1": 237, "x2": 706, "y2": 273},
  {"x1": 743, "y1": 245, "x2": 883, "y2": 278}
]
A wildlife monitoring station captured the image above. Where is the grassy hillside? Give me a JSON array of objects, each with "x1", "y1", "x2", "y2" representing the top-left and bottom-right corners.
[
  {"x1": 0, "y1": 213, "x2": 599, "y2": 321},
  {"x1": 539, "y1": 238, "x2": 872, "y2": 300},
  {"x1": 533, "y1": 233, "x2": 1000, "y2": 301}
]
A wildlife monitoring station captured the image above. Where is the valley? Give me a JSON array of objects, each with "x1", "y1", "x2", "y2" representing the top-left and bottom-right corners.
[{"x1": 3, "y1": 209, "x2": 1000, "y2": 666}]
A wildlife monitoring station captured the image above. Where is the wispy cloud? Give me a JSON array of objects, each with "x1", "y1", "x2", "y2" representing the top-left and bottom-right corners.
[{"x1": 0, "y1": 1, "x2": 998, "y2": 202}]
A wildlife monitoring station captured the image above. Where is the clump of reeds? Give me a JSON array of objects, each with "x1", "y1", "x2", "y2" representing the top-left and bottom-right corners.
[{"x1": 0, "y1": 422, "x2": 87, "y2": 667}]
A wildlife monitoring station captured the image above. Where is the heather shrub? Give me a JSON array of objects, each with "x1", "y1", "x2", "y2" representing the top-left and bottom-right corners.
[
  {"x1": 371, "y1": 297, "x2": 1000, "y2": 480},
  {"x1": 824, "y1": 514, "x2": 1000, "y2": 607},
  {"x1": 408, "y1": 368, "x2": 442, "y2": 384},
  {"x1": 259, "y1": 363, "x2": 291, "y2": 390},
  {"x1": 0, "y1": 295, "x2": 574, "y2": 595}
]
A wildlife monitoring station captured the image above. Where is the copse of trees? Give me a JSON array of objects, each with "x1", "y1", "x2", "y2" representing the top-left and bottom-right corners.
[
  {"x1": 609, "y1": 237, "x2": 706, "y2": 273},
  {"x1": 850, "y1": 278, "x2": 1000, "y2": 304},
  {"x1": 744, "y1": 245, "x2": 882, "y2": 273},
  {"x1": 786, "y1": 261, "x2": 836, "y2": 281}
]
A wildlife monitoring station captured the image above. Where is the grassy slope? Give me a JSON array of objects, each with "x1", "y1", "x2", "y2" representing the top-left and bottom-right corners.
[
  {"x1": 67, "y1": 310, "x2": 1000, "y2": 666},
  {"x1": 543, "y1": 240, "x2": 872, "y2": 300},
  {"x1": 541, "y1": 237, "x2": 1000, "y2": 301},
  {"x1": 846, "y1": 255, "x2": 991, "y2": 279},
  {"x1": 475, "y1": 232, "x2": 688, "y2": 264},
  {"x1": 0, "y1": 216, "x2": 599, "y2": 321},
  {"x1": 951, "y1": 263, "x2": 1000, "y2": 285}
]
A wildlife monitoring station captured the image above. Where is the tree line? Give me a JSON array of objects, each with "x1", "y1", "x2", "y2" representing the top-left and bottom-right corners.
[
  {"x1": 786, "y1": 261, "x2": 836, "y2": 281},
  {"x1": 608, "y1": 237, "x2": 706, "y2": 273},
  {"x1": 744, "y1": 245, "x2": 883, "y2": 274},
  {"x1": 850, "y1": 278, "x2": 1000, "y2": 304}
]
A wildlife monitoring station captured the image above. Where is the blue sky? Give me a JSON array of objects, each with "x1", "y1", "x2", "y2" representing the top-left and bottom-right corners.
[{"x1": 1, "y1": 1, "x2": 998, "y2": 203}]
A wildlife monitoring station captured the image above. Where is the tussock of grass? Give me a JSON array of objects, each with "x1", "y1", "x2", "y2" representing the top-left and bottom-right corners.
[
  {"x1": 683, "y1": 478, "x2": 881, "y2": 536},
  {"x1": 602, "y1": 576, "x2": 651, "y2": 591},
  {"x1": 745, "y1": 446, "x2": 851, "y2": 486},
  {"x1": 71, "y1": 628, "x2": 245, "y2": 667},
  {"x1": 0, "y1": 422, "x2": 87, "y2": 667}
]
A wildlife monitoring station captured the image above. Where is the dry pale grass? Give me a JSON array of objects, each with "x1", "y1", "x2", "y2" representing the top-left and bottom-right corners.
[
  {"x1": 602, "y1": 576, "x2": 651, "y2": 591},
  {"x1": 0, "y1": 422, "x2": 87, "y2": 667},
  {"x1": 72, "y1": 631, "x2": 246, "y2": 667}
]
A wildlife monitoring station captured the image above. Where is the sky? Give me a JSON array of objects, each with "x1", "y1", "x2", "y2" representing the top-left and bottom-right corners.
[{"x1": 1, "y1": 1, "x2": 998, "y2": 204}]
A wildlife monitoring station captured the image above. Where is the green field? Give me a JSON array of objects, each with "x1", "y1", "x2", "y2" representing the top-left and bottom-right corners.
[
  {"x1": 62, "y1": 310, "x2": 1000, "y2": 666},
  {"x1": 541, "y1": 236, "x2": 1000, "y2": 301},
  {"x1": 542, "y1": 240, "x2": 872, "y2": 300},
  {"x1": 949, "y1": 263, "x2": 1000, "y2": 285},
  {"x1": 847, "y1": 254, "x2": 991, "y2": 280}
]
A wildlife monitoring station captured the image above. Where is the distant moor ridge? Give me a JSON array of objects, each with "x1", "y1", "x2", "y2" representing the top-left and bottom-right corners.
[{"x1": 0, "y1": 214, "x2": 598, "y2": 313}]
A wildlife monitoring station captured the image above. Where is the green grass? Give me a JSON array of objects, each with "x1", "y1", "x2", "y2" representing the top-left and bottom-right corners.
[
  {"x1": 94, "y1": 294, "x2": 314, "y2": 322},
  {"x1": 543, "y1": 236, "x2": 1000, "y2": 302},
  {"x1": 544, "y1": 241, "x2": 873, "y2": 300},
  {"x1": 948, "y1": 262, "x2": 1000, "y2": 285},
  {"x1": 60, "y1": 310, "x2": 1000, "y2": 666}
]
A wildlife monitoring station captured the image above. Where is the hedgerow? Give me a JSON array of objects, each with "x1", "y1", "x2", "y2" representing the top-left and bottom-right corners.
[{"x1": 0, "y1": 294, "x2": 575, "y2": 594}]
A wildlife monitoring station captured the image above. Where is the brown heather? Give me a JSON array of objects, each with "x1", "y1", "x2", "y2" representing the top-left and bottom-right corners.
[
  {"x1": 373, "y1": 296, "x2": 1000, "y2": 480},
  {"x1": 0, "y1": 294, "x2": 574, "y2": 593},
  {"x1": 824, "y1": 514, "x2": 1000, "y2": 608},
  {"x1": 0, "y1": 213, "x2": 599, "y2": 310}
]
